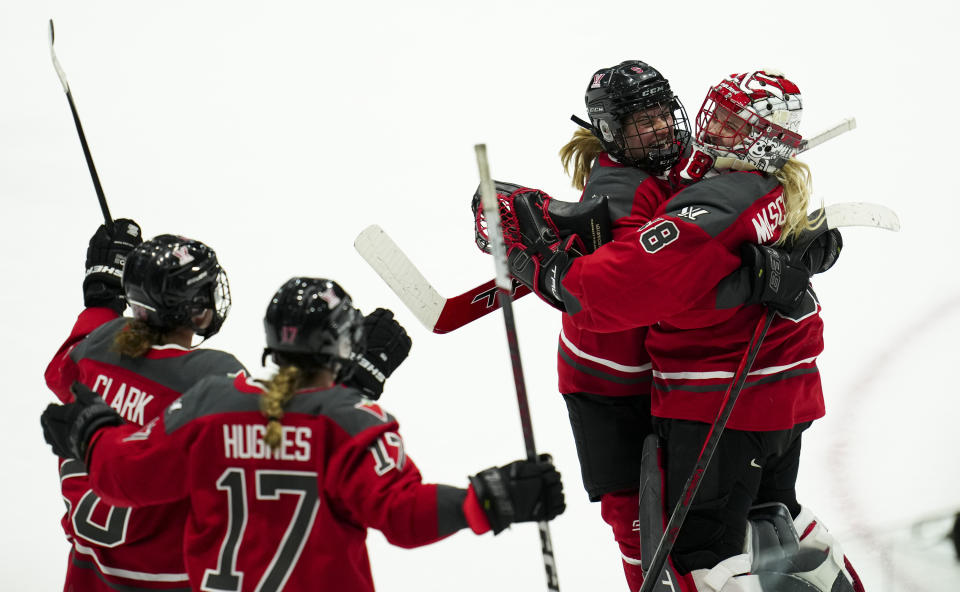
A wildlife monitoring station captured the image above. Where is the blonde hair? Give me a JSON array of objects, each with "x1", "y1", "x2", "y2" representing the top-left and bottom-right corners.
[
  {"x1": 559, "y1": 127, "x2": 604, "y2": 191},
  {"x1": 112, "y1": 319, "x2": 162, "y2": 358},
  {"x1": 260, "y1": 365, "x2": 305, "y2": 450},
  {"x1": 774, "y1": 158, "x2": 822, "y2": 244}
]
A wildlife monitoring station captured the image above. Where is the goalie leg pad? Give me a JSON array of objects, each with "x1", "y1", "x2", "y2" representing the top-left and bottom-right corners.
[{"x1": 791, "y1": 507, "x2": 863, "y2": 592}]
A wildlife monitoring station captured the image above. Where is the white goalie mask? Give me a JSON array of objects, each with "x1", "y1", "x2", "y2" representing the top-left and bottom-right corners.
[{"x1": 693, "y1": 70, "x2": 803, "y2": 173}]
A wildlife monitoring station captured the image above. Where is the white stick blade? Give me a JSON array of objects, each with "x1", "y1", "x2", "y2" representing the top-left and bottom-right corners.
[
  {"x1": 354, "y1": 225, "x2": 445, "y2": 330},
  {"x1": 824, "y1": 202, "x2": 901, "y2": 232}
]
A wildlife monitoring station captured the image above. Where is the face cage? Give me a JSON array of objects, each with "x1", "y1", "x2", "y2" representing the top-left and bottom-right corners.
[
  {"x1": 695, "y1": 94, "x2": 802, "y2": 172},
  {"x1": 609, "y1": 98, "x2": 691, "y2": 173}
]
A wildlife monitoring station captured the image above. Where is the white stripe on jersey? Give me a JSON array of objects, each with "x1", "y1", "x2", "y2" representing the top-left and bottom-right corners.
[
  {"x1": 72, "y1": 541, "x2": 189, "y2": 582},
  {"x1": 652, "y1": 356, "x2": 819, "y2": 381},
  {"x1": 559, "y1": 329, "x2": 652, "y2": 374}
]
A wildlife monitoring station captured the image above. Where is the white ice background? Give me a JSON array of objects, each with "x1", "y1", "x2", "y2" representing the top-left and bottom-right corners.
[{"x1": 3, "y1": 1, "x2": 959, "y2": 590}]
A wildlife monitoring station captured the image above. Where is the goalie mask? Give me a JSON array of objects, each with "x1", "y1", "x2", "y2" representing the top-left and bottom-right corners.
[
  {"x1": 122, "y1": 234, "x2": 231, "y2": 339},
  {"x1": 262, "y1": 277, "x2": 361, "y2": 372},
  {"x1": 694, "y1": 70, "x2": 803, "y2": 173},
  {"x1": 583, "y1": 60, "x2": 690, "y2": 174}
]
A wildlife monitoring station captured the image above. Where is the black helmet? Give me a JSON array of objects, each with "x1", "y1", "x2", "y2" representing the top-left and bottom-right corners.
[
  {"x1": 583, "y1": 60, "x2": 690, "y2": 174},
  {"x1": 263, "y1": 277, "x2": 361, "y2": 370},
  {"x1": 122, "y1": 234, "x2": 230, "y2": 338}
]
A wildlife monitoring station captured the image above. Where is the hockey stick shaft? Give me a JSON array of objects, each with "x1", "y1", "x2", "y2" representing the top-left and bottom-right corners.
[
  {"x1": 49, "y1": 20, "x2": 113, "y2": 225},
  {"x1": 798, "y1": 117, "x2": 856, "y2": 154},
  {"x1": 476, "y1": 144, "x2": 559, "y2": 592},
  {"x1": 639, "y1": 310, "x2": 775, "y2": 592}
]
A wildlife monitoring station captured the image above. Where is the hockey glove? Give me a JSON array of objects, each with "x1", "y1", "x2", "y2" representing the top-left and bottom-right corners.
[
  {"x1": 468, "y1": 453, "x2": 565, "y2": 535},
  {"x1": 83, "y1": 218, "x2": 143, "y2": 314},
  {"x1": 504, "y1": 190, "x2": 583, "y2": 312},
  {"x1": 471, "y1": 180, "x2": 527, "y2": 254},
  {"x1": 346, "y1": 308, "x2": 412, "y2": 400},
  {"x1": 797, "y1": 228, "x2": 842, "y2": 275},
  {"x1": 741, "y1": 244, "x2": 812, "y2": 314},
  {"x1": 40, "y1": 382, "x2": 123, "y2": 460}
]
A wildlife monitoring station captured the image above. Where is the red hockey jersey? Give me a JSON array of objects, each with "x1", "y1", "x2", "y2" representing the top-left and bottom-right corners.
[
  {"x1": 557, "y1": 154, "x2": 667, "y2": 397},
  {"x1": 562, "y1": 171, "x2": 826, "y2": 430},
  {"x1": 85, "y1": 374, "x2": 483, "y2": 592},
  {"x1": 45, "y1": 308, "x2": 244, "y2": 591}
]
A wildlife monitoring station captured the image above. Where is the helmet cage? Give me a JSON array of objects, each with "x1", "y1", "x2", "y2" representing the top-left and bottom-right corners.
[
  {"x1": 694, "y1": 72, "x2": 803, "y2": 173},
  {"x1": 585, "y1": 61, "x2": 691, "y2": 174}
]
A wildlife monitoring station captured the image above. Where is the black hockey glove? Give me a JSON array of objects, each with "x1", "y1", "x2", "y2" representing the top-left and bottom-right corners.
[
  {"x1": 797, "y1": 228, "x2": 842, "y2": 275},
  {"x1": 469, "y1": 453, "x2": 565, "y2": 535},
  {"x1": 40, "y1": 382, "x2": 123, "y2": 460},
  {"x1": 83, "y1": 218, "x2": 143, "y2": 314},
  {"x1": 504, "y1": 190, "x2": 583, "y2": 312},
  {"x1": 741, "y1": 244, "x2": 812, "y2": 314},
  {"x1": 346, "y1": 308, "x2": 412, "y2": 400}
]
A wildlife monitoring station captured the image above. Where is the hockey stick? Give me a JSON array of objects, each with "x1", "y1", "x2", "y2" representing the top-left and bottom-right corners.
[
  {"x1": 637, "y1": 205, "x2": 899, "y2": 592},
  {"x1": 476, "y1": 144, "x2": 559, "y2": 592},
  {"x1": 356, "y1": 119, "x2": 858, "y2": 334},
  {"x1": 49, "y1": 19, "x2": 113, "y2": 225}
]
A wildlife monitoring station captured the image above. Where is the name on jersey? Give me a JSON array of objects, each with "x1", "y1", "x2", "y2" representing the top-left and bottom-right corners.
[
  {"x1": 752, "y1": 195, "x2": 786, "y2": 243},
  {"x1": 93, "y1": 374, "x2": 154, "y2": 424},
  {"x1": 222, "y1": 424, "x2": 312, "y2": 461}
]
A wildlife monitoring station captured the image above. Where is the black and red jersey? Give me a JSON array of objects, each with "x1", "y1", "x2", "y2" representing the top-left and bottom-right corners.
[
  {"x1": 45, "y1": 307, "x2": 244, "y2": 591},
  {"x1": 557, "y1": 153, "x2": 668, "y2": 397},
  {"x1": 85, "y1": 374, "x2": 484, "y2": 592},
  {"x1": 562, "y1": 170, "x2": 825, "y2": 430}
]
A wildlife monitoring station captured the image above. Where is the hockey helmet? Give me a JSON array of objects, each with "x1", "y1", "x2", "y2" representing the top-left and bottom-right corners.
[
  {"x1": 584, "y1": 60, "x2": 690, "y2": 174},
  {"x1": 122, "y1": 234, "x2": 230, "y2": 338},
  {"x1": 262, "y1": 277, "x2": 361, "y2": 370},
  {"x1": 694, "y1": 70, "x2": 803, "y2": 173}
]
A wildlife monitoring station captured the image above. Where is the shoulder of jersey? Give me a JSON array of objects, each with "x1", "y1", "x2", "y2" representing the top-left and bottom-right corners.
[
  {"x1": 286, "y1": 385, "x2": 397, "y2": 437},
  {"x1": 661, "y1": 172, "x2": 780, "y2": 236}
]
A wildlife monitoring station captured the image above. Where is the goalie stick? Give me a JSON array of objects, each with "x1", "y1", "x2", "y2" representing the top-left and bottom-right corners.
[
  {"x1": 356, "y1": 119, "x2": 863, "y2": 333},
  {"x1": 354, "y1": 201, "x2": 899, "y2": 334}
]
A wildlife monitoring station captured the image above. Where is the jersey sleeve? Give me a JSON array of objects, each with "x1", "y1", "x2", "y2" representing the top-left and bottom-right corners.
[
  {"x1": 45, "y1": 308, "x2": 121, "y2": 403},
  {"x1": 323, "y1": 420, "x2": 469, "y2": 548},
  {"x1": 561, "y1": 171, "x2": 783, "y2": 333},
  {"x1": 86, "y1": 414, "x2": 192, "y2": 508}
]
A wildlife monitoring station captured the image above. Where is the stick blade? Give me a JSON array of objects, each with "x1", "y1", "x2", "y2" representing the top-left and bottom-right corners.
[
  {"x1": 824, "y1": 202, "x2": 901, "y2": 232},
  {"x1": 354, "y1": 225, "x2": 446, "y2": 332}
]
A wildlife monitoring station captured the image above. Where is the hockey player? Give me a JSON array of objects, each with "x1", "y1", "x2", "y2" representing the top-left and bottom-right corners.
[
  {"x1": 40, "y1": 276, "x2": 566, "y2": 592},
  {"x1": 477, "y1": 61, "x2": 822, "y2": 591},
  {"x1": 44, "y1": 228, "x2": 409, "y2": 591},
  {"x1": 499, "y1": 70, "x2": 860, "y2": 591}
]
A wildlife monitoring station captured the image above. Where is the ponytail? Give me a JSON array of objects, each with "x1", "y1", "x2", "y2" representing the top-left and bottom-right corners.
[
  {"x1": 111, "y1": 319, "x2": 162, "y2": 358},
  {"x1": 559, "y1": 127, "x2": 604, "y2": 191},
  {"x1": 260, "y1": 365, "x2": 303, "y2": 450}
]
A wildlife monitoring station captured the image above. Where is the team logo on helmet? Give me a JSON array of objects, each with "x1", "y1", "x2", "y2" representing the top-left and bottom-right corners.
[
  {"x1": 171, "y1": 245, "x2": 195, "y2": 266},
  {"x1": 591, "y1": 73, "x2": 606, "y2": 88}
]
